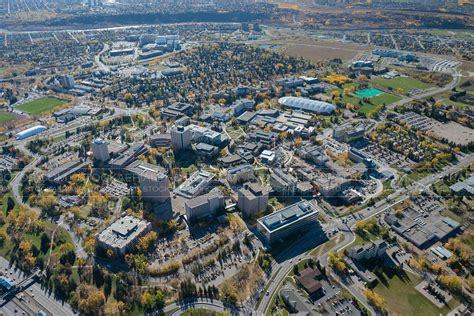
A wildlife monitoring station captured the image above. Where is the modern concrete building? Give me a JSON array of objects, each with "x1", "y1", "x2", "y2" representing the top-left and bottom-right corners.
[
  {"x1": 149, "y1": 134, "x2": 171, "y2": 148},
  {"x1": 193, "y1": 142, "x2": 219, "y2": 157},
  {"x1": 188, "y1": 124, "x2": 227, "y2": 146},
  {"x1": 174, "y1": 170, "x2": 215, "y2": 199},
  {"x1": 92, "y1": 138, "x2": 110, "y2": 162},
  {"x1": 257, "y1": 200, "x2": 321, "y2": 244},
  {"x1": 130, "y1": 160, "x2": 170, "y2": 204},
  {"x1": 185, "y1": 189, "x2": 224, "y2": 222},
  {"x1": 97, "y1": 215, "x2": 151, "y2": 256},
  {"x1": 227, "y1": 163, "x2": 254, "y2": 184},
  {"x1": 238, "y1": 182, "x2": 269, "y2": 217},
  {"x1": 333, "y1": 123, "x2": 367, "y2": 143},
  {"x1": 385, "y1": 207, "x2": 460, "y2": 249},
  {"x1": 45, "y1": 160, "x2": 89, "y2": 186},
  {"x1": 449, "y1": 174, "x2": 474, "y2": 196},
  {"x1": 349, "y1": 240, "x2": 388, "y2": 261},
  {"x1": 270, "y1": 168, "x2": 297, "y2": 196},
  {"x1": 171, "y1": 125, "x2": 192, "y2": 151},
  {"x1": 231, "y1": 99, "x2": 255, "y2": 116},
  {"x1": 108, "y1": 143, "x2": 148, "y2": 169}
]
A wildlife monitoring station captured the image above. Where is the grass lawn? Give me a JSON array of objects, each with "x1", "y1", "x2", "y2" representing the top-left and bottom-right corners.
[
  {"x1": 308, "y1": 233, "x2": 344, "y2": 256},
  {"x1": 16, "y1": 96, "x2": 67, "y2": 115},
  {"x1": 433, "y1": 180, "x2": 452, "y2": 196},
  {"x1": 181, "y1": 308, "x2": 227, "y2": 316},
  {"x1": 354, "y1": 93, "x2": 402, "y2": 116},
  {"x1": 369, "y1": 93, "x2": 402, "y2": 106},
  {"x1": 443, "y1": 99, "x2": 470, "y2": 108},
  {"x1": 1, "y1": 192, "x2": 18, "y2": 215},
  {"x1": 0, "y1": 111, "x2": 17, "y2": 124},
  {"x1": 333, "y1": 87, "x2": 401, "y2": 117},
  {"x1": 357, "y1": 103, "x2": 383, "y2": 115},
  {"x1": 370, "y1": 77, "x2": 431, "y2": 94},
  {"x1": 374, "y1": 268, "x2": 459, "y2": 315},
  {"x1": 441, "y1": 209, "x2": 464, "y2": 224}
]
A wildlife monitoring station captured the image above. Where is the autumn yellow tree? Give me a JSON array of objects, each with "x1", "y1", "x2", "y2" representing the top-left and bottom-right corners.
[
  {"x1": 363, "y1": 288, "x2": 386, "y2": 311},
  {"x1": 89, "y1": 192, "x2": 108, "y2": 216},
  {"x1": 437, "y1": 275, "x2": 463, "y2": 293},
  {"x1": 77, "y1": 285, "x2": 106, "y2": 315},
  {"x1": 37, "y1": 191, "x2": 57, "y2": 214},
  {"x1": 328, "y1": 252, "x2": 347, "y2": 273}
]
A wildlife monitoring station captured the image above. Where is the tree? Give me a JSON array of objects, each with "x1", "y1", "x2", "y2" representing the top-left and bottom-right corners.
[
  {"x1": 141, "y1": 289, "x2": 165, "y2": 312},
  {"x1": 40, "y1": 232, "x2": 51, "y2": 253},
  {"x1": 363, "y1": 288, "x2": 386, "y2": 311},
  {"x1": 437, "y1": 275, "x2": 462, "y2": 293},
  {"x1": 0, "y1": 231, "x2": 6, "y2": 246},
  {"x1": 77, "y1": 286, "x2": 106, "y2": 315},
  {"x1": 89, "y1": 192, "x2": 108, "y2": 216},
  {"x1": 136, "y1": 231, "x2": 158, "y2": 253},
  {"x1": 37, "y1": 191, "x2": 57, "y2": 214},
  {"x1": 293, "y1": 264, "x2": 299, "y2": 275},
  {"x1": 6, "y1": 196, "x2": 15, "y2": 213},
  {"x1": 328, "y1": 252, "x2": 346, "y2": 273}
]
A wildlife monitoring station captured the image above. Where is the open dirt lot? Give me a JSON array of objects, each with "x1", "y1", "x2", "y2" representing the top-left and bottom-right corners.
[
  {"x1": 431, "y1": 121, "x2": 474, "y2": 146},
  {"x1": 260, "y1": 38, "x2": 371, "y2": 61}
]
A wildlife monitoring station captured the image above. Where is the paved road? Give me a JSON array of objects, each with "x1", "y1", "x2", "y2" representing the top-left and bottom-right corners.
[
  {"x1": 388, "y1": 67, "x2": 460, "y2": 110},
  {"x1": 256, "y1": 152, "x2": 473, "y2": 315},
  {"x1": 0, "y1": 257, "x2": 75, "y2": 316},
  {"x1": 163, "y1": 298, "x2": 234, "y2": 315},
  {"x1": 95, "y1": 43, "x2": 109, "y2": 71},
  {"x1": 9, "y1": 149, "x2": 41, "y2": 212}
]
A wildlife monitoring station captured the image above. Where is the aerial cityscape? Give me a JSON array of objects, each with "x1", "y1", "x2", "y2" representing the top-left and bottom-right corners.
[{"x1": 0, "y1": 0, "x2": 472, "y2": 315}]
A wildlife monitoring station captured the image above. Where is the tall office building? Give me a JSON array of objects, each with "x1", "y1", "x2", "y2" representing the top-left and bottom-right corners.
[
  {"x1": 92, "y1": 138, "x2": 110, "y2": 162},
  {"x1": 238, "y1": 182, "x2": 269, "y2": 217},
  {"x1": 138, "y1": 170, "x2": 171, "y2": 204},
  {"x1": 171, "y1": 125, "x2": 191, "y2": 151}
]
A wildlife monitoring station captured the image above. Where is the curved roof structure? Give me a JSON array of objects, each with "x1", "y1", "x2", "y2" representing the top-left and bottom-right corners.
[{"x1": 278, "y1": 96, "x2": 335, "y2": 114}]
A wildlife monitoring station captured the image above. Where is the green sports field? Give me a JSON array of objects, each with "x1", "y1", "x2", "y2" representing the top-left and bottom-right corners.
[
  {"x1": 0, "y1": 111, "x2": 17, "y2": 124},
  {"x1": 354, "y1": 88, "x2": 384, "y2": 98},
  {"x1": 370, "y1": 77, "x2": 431, "y2": 93},
  {"x1": 355, "y1": 92, "x2": 401, "y2": 116},
  {"x1": 16, "y1": 97, "x2": 67, "y2": 115}
]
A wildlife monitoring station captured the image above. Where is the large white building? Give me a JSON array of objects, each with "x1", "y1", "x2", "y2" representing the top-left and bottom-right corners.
[
  {"x1": 278, "y1": 96, "x2": 335, "y2": 114},
  {"x1": 174, "y1": 170, "x2": 215, "y2": 199},
  {"x1": 257, "y1": 201, "x2": 321, "y2": 245},
  {"x1": 171, "y1": 125, "x2": 192, "y2": 151},
  {"x1": 15, "y1": 125, "x2": 48, "y2": 140},
  {"x1": 97, "y1": 215, "x2": 151, "y2": 256}
]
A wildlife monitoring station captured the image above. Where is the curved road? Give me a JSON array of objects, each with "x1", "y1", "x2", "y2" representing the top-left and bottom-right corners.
[
  {"x1": 256, "y1": 152, "x2": 473, "y2": 315},
  {"x1": 388, "y1": 67, "x2": 460, "y2": 110},
  {"x1": 163, "y1": 298, "x2": 236, "y2": 315}
]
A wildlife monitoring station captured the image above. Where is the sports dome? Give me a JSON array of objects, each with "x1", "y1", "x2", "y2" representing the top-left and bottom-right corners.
[{"x1": 278, "y1": 96, "x2": 335, "y2": 114}]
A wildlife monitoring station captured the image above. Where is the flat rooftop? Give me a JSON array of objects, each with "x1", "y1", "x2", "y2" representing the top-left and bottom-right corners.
[
  {"x1": 125, "y1": 160, "x2": 166, "y2": 176},
  {"x1": 97, "y1": 215, "x2": 150, "y2": 250},
  {"x1": 258, "y1": 200, "x2": 319, "y2": 233},
  {"x1": 175, "y1": 170, "x2": 215, "y2": 198},
  {"x1": 228, "y1": 163, "x2": 253, "y2": 176}
]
